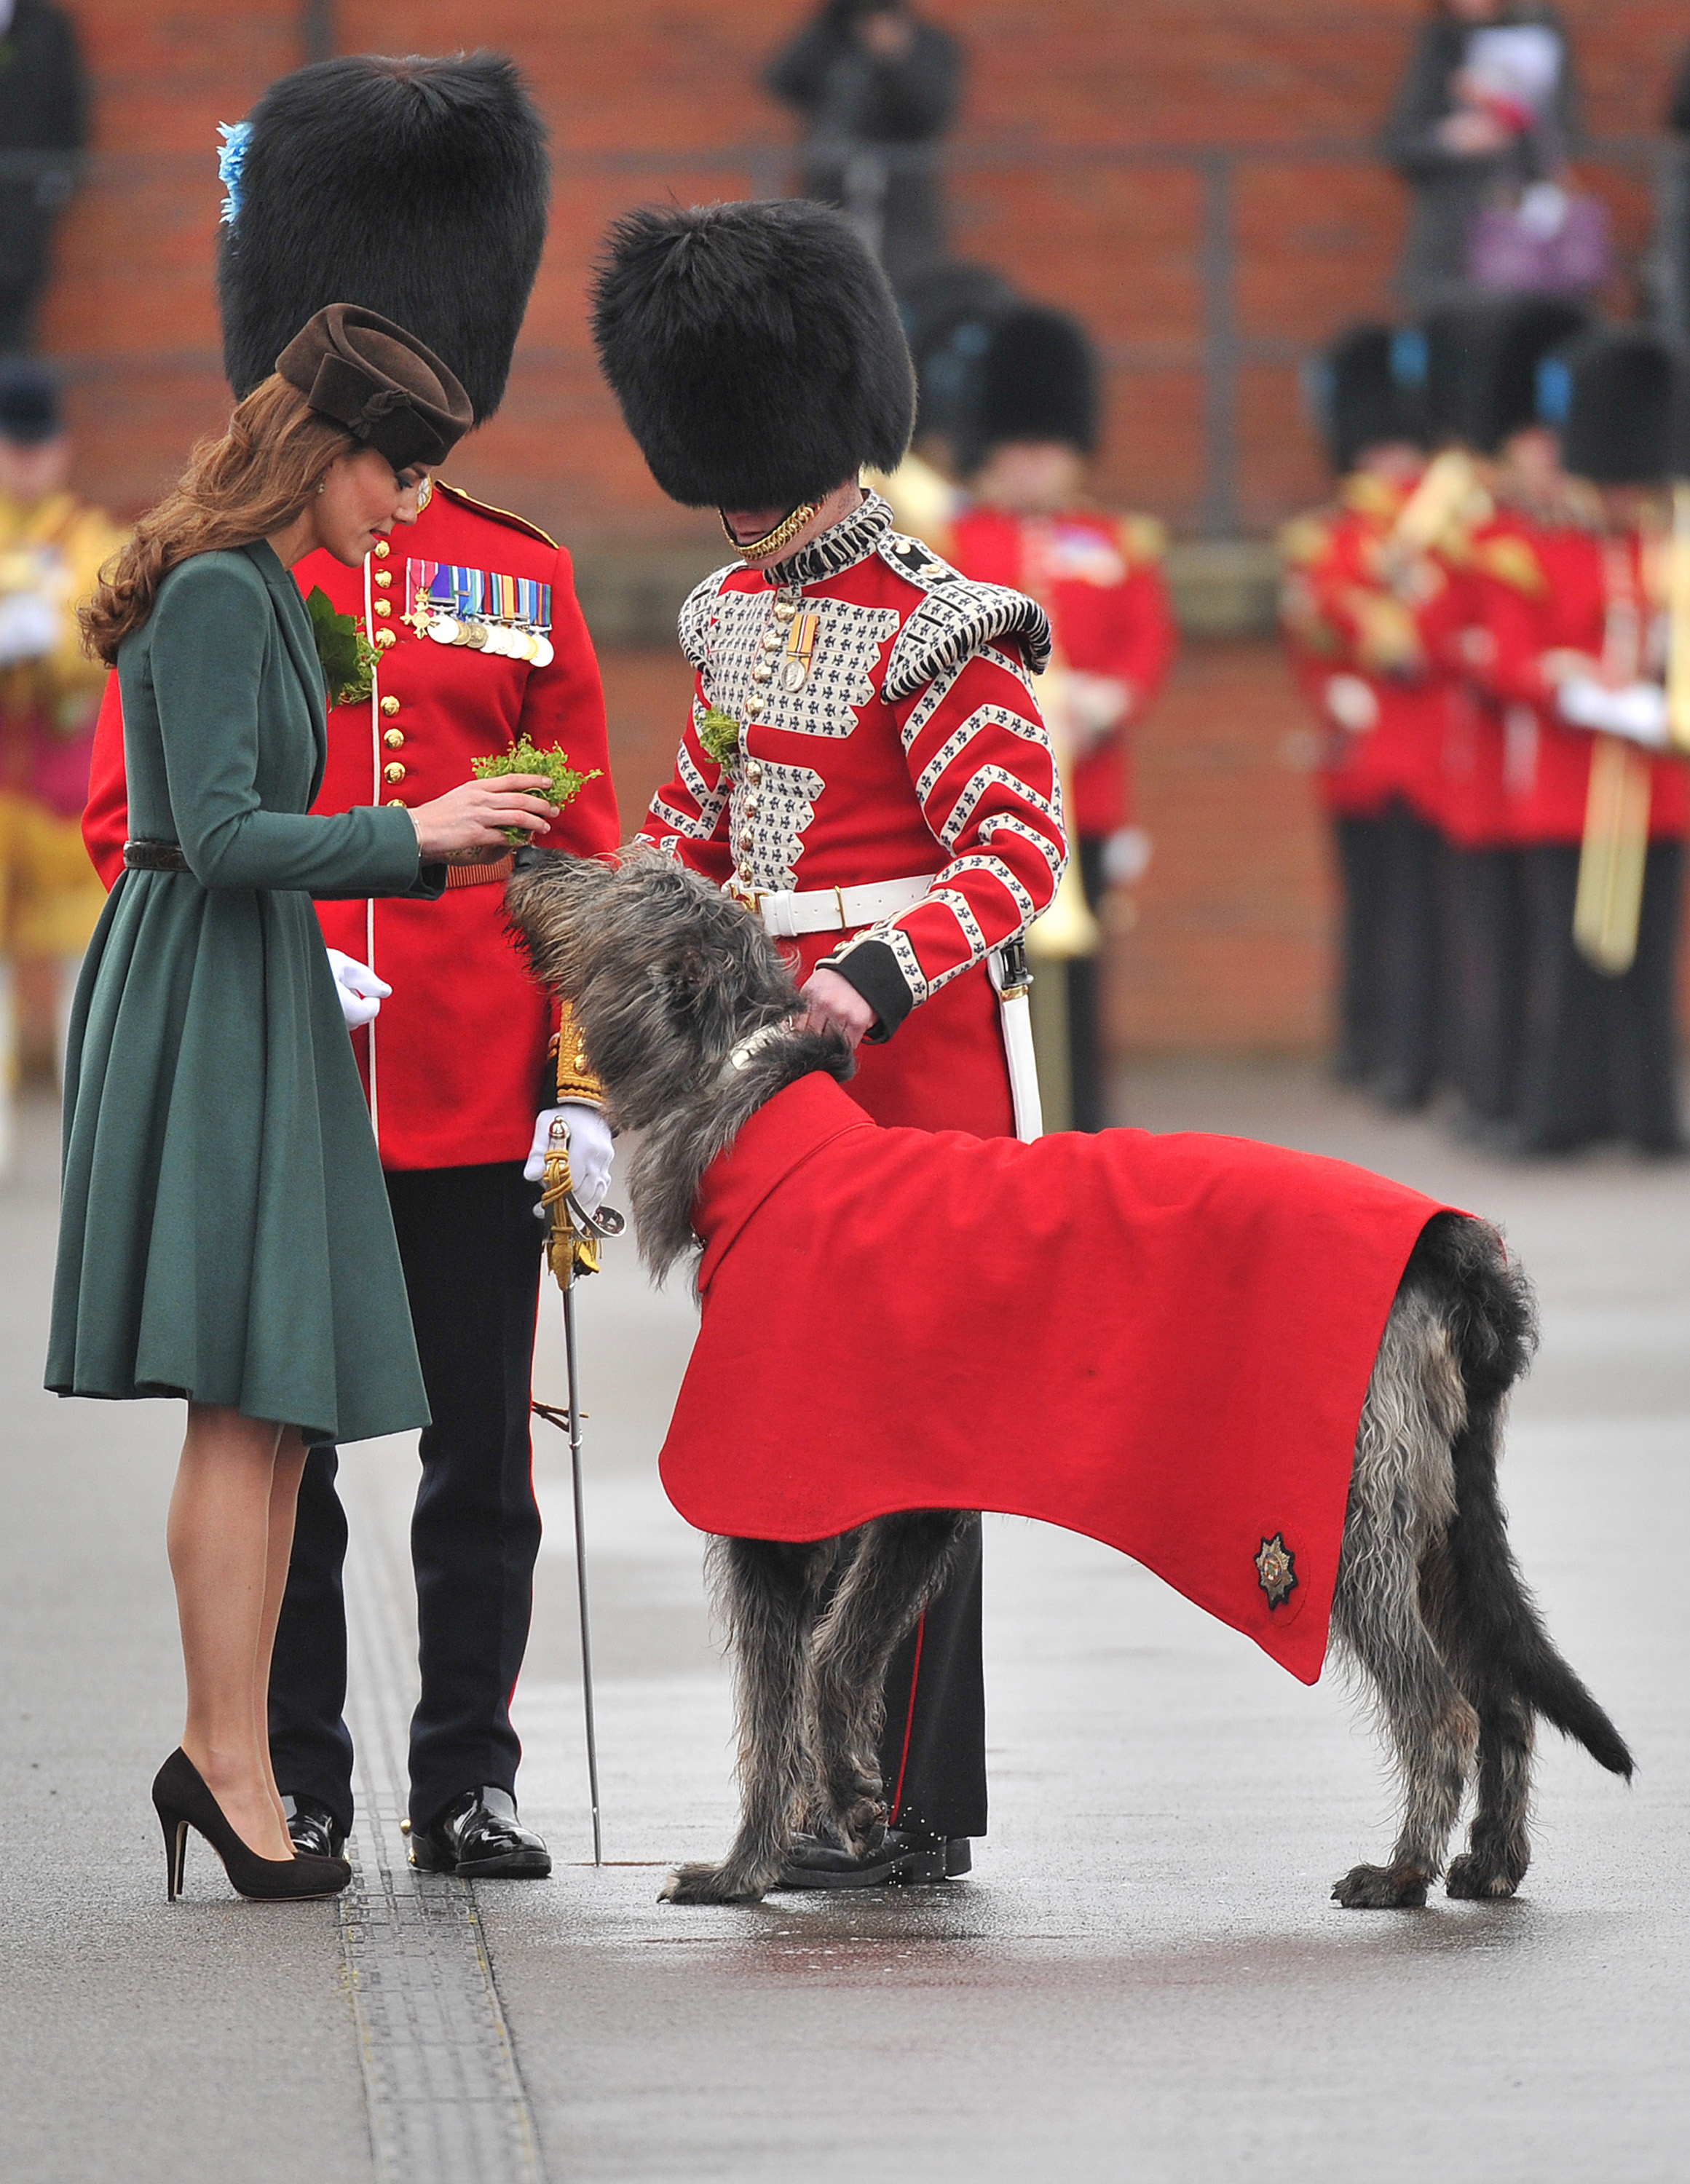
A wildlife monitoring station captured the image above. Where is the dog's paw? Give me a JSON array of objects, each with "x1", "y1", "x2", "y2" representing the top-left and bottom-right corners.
[
  {"x1": 1331, "y1": 1860, "x2": 1430, "y2": 1910},
  {"x1": 659, "y1": 1860, "x2": 767, "y2": 1907},
  {"x1": 1445, "y1": 1852, "x2": 1521, "y2": 1901}
]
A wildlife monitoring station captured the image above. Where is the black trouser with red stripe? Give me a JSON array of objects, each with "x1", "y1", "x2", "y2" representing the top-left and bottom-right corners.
[
  {"x1": 267, "y1": 1160, "x2": 544, "y2": 1835},
  {"x1": 873, "y1": 1514, "x2": 987, "y2": 1840}
]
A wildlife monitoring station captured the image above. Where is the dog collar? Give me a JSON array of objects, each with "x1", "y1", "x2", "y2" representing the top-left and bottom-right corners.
[{"x1": 722, "y1": 1021, "x2": 796, "y2": 1077}]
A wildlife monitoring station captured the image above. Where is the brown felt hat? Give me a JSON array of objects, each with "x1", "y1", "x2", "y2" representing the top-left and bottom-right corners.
[{"x1": 276, "y1": 302, "x2": 473, "y2": 469}]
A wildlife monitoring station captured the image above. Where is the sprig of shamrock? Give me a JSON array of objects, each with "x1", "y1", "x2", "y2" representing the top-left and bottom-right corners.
[
  {"x1": 698, "y1": 708, "x2": 741, "y2": 769},
  {"x1": 472, "y1": 736, "x2": 603, "y2": 844},
  {"x1": 305, "y1": 587, "x2": 379, "y2": 708}
]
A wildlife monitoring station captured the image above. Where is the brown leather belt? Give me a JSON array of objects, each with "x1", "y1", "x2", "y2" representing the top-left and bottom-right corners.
[
  {"x1": 445, "y1": 852, "x2": 515, "y2": 890},
  {"x1": 123, "y1": 840, "x2": 190, "y2": 872}
]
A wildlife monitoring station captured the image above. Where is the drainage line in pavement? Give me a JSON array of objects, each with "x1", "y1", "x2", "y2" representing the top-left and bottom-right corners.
[{"x1": 338, "y1": 1489, "x2": 545, "y2": 2184}]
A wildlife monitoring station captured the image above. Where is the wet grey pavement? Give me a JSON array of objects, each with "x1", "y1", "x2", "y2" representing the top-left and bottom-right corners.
[{"x1": 2, "y1": 1062, "x2": 1686, "y2": 2181}]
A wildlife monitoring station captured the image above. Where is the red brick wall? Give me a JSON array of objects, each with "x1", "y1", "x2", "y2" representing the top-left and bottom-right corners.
[
  {"x1": 42, "y1": 1, "x2": 1690, "y2": 541},
  {"x1": 34, "y1": 4, "x2": 1690, "y2": 1053}
]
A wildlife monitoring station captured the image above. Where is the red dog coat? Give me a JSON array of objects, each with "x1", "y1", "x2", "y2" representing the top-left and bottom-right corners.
[{"x1": 660, "y1": 1074, "x2": 1456, "y2": 1684}]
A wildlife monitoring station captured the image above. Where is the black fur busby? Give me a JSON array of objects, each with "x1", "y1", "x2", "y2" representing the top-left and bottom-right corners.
[
  {"x1": 591, "y1": 200, "x2": 916, "y2": 509},
  {"x1": 957, "y1": 306, "x2": 1100, "y2": 475},
  {"x1": 1422, "y1": 298, "x2": 1588, "y2": 454},
  {"x1": 1309, "y1": 324, "x2": 1427, "y2": 473},
  {"x1": 1545, "y1": 327, "x2": 1675, "y2": 485},
  {"x1": 896, "y1": 261, "x2": 1019, "y2": 454},
  {"x1": 218, "y1": 52, "x2": 549, "y2": 422}
]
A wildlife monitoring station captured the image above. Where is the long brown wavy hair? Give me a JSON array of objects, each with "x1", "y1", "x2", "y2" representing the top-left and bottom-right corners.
[{"x1": 82, "y1": 376, "x2": 356, "y2": 664}]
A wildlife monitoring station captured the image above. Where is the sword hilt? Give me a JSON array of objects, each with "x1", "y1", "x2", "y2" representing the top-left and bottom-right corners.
[{"x1": 540, "y1": 1116, "x2": 624, "y2": 1286}]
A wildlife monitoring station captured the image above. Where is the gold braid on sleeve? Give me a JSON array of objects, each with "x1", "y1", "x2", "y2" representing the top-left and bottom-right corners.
[{"x1": 548, "y1": 1003, "x2": 604, "y2": 1107}]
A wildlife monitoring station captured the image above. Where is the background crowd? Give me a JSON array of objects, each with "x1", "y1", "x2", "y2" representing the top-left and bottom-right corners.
[{"x1": 4, "y1": 0, "x2": 1690, "y2": 1161}]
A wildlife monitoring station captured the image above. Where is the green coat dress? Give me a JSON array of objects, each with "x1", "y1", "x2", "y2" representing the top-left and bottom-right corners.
[{"x1": 47, "y1": 542, "x2": 444, "y2": 1445}]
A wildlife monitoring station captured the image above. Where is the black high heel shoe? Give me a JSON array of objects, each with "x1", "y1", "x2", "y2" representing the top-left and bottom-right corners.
[{"x1": 152, "y1": 1749, "x2": 351, "y2": 1902}]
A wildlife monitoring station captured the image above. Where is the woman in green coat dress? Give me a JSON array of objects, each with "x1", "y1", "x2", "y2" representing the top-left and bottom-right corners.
[{"x1": 50, "y1": 306, "x2": 564, "y2": 1900}]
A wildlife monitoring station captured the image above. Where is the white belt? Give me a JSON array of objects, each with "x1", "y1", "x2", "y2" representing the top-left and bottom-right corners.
[{"x1": 752, "y1": 872, "x2": 938, "y2": 939}]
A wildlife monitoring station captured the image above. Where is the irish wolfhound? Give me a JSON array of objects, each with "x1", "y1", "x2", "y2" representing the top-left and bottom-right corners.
[{"x1": 506, "y1": 846, "x2": 1632, "y2": 1909}]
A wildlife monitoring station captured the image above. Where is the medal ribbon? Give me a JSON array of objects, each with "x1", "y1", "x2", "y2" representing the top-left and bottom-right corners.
[{"x1": 406, "y1": 558, "x2": 551, "y2": 632}]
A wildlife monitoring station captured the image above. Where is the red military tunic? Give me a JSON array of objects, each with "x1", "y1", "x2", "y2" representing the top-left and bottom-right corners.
[
  {"x1": 945, "y1": 505, "x2": 1177, "y2": 837},
  {"x1": 639, "y1": 492, "x2": 1061, "y2": 1139},
  {"x1": 1470, "y1": 520, "x2": 1690, "y2": 845},
  {"x1": 82, "y1": 480, "x2": 620, "y2": 1169},
  {"x1": 1279, "y1": 473, "x2": 1453, "y2": 825},
  {"x1": 660, "y1": 1071, "x2": 1453, "y2": 1684},
  {"x1": 1420, "y1": 508, "x2": 1541, "y2": 852}
]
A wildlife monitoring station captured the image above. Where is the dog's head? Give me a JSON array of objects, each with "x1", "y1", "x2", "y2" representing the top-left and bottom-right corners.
[{"x1": 505, "y1": 844, "x2": 804, "y2": 1128}]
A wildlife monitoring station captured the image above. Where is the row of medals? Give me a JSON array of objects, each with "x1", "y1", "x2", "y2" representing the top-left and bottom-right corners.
[
  {"x1": 414, "y1": 595, "x2": 555, "y2": 667},
  {"x1": 743, "y1": 590, "x2": 814, "y2": 720}
]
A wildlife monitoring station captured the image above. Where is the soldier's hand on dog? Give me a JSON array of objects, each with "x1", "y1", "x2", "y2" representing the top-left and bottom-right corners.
[
  {"x1": 411, "y1": 773, "x2": 559, "y2": 863},
  {"x1": 799, "y1": 968, "x2": 877, "y2": 1049}
]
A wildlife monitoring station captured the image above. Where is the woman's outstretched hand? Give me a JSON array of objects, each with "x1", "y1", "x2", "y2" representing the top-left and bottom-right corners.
[{"x1": 410, "y1": 774, "x2": 558, "y2": 863}]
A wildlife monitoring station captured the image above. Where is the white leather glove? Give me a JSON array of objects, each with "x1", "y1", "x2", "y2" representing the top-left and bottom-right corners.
[
  {"x1": 0, "y1": 589, "x2": 61, "y2": 667},
  {"x1": 1102, "y1": 825, "x2": 1153, "y2": 890},
  {"x1": 1062, "y1": 670, "x2": 1132, "y2": 749},
  {"x1": 524, "y1": 1102, "x2": 615, "y2": 1214},
  {"x1": 324, "y1": 946, "x2": 391, "y2": 1029},
  {"x1": 1556, "y1": 676, "x2": 1670, "y2": 751}
]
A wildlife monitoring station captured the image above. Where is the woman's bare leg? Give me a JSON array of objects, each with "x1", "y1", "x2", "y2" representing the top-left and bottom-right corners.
[
  {"x1": 168, "y1": 1403, "x2": 295, "y2": 1861},
  {"x1": 254, "y1": 1429, "x2": 308, "y2": 1834}
]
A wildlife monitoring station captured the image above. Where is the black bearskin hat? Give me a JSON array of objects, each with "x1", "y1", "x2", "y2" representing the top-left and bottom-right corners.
[
  {"x1": 958, "y1": 306, "x2": 1100, "y2": 475},
  {"x1": 1310, "y1": 324, "x2": 1426, "y2": 473},
  {"x1": 896, "y1": 261, "x2": 1019, "y2": 453},
  {"x1": 1421, "y1": 298, "x2": 1588, "y2": 454},
  {"x1": 1544, "y1": 327, "x2": 1675, "y2": 485},
  {"x1": 218, "y1": 52, "x2": 549, "y2": 422},
  {"x1": 591, "y1": 199, "x2": 916, "y2": 509}
]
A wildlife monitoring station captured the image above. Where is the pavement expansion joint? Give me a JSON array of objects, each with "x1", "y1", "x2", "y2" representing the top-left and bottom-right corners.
[{"x1": 337, "y1": 1473, "x2": 546, "y2": 2184}]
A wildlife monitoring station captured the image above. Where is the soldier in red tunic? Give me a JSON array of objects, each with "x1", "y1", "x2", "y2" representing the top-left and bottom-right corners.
[
  {"x1": 593, "y1": 197, "x2": 1063, "y2": 1884},
  {"x1": 1280, "y1": 325, "x2": 1448, "y2": 1107},
  {"x1": 81, "y1": 55, "x2": 620, "y2": 1875},
  {"x1": 1409, "y1": 298, "x2": 1586, "y2": 1139},
  {"x1": 1469, "y1": 328, "x2": 1687, "y2": 1155},
  {"x1": 947, "y1": 305, "x2": 1178, "y2": 1129}
]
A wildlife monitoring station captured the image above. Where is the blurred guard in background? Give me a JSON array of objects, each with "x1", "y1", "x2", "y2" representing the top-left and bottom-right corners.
[
  {"x1": 1414, "y1": 296, "x2": 1585, "y2": 1138},
  {"x1": 0, "y1": 361, "x2": 118, "y2": 1172},
  {"x1": 0, "y1": 0, "x2": 86, "y2": 352},
  {"x1": 949, "y1": 306, "x2": 1177, "y2": 1131},
  {"x1": 597, "y1": 196, "x2": 1062, "y2": 1887},
  {"x1": 1469, "y1": 328, "x2": 1687, "y2": 1154},
  {"x1": 82, "y1": 55, "x2": 621, "y2": 1873},
  {"x1": 866, "y1": 259, "x2": 1018, "y2": 548},
  {"x1": 1281, "y1": 326, "x2": 1448, "y2": 1107}
]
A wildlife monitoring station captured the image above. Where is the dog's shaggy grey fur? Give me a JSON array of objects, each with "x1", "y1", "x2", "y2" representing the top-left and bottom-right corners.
[{"x1": 506, "y1": 846, "x2": 1634, "y2": 1909}]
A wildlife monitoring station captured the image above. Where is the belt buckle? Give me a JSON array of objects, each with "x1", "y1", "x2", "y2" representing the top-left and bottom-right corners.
[{"x1": 725, "y1": 878, "x2": 760, "y2": 912}]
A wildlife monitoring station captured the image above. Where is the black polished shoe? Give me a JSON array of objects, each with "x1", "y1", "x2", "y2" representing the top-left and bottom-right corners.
[
  {"x1": 406, "y1": 1787, "x2": 552, "y2": 1878},
  {"x1": 283, "y1": 1793, "x2": 348, "y2": 1861},
  {"x1": 773, "y1": 1824, "x2": 971, "y2": 1891}
]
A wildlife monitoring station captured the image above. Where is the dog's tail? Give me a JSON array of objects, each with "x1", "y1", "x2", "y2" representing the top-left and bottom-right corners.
[{"x1": 1416, "y1": 1214, "x2": 1635, "y2": 1782}]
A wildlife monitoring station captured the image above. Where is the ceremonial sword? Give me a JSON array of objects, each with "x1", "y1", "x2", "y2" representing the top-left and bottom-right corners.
[{"x1": 532, "y1": 1117, "x2": 624, "y2": 1867}]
